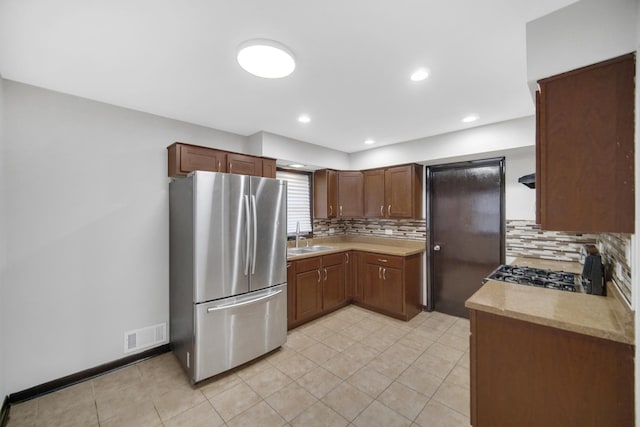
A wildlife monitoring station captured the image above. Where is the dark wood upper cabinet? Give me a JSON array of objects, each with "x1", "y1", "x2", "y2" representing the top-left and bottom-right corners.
[
  {"x1": 168, "y1": 142, "x2": 226, "y2": 176},
  {"x1": 313, "y1": 169, "x2": 338, "y2": 219},
  {"x1": 338, "y1": 171, "x2": 364, "y2": 217},
  {"x1": 262, "y1": 158, "x2": 277, "y2": 179},
  {"x1": 537, "y1": 53, "x2": 635, "y2": 233},
  {"x1": 363, "y1": 169, "x2": 385, "y2": 217},
  {"x1": 168, "y1": 142, "x2": 275, "y2": 178},
  {"x1": 362, "y1": 164, "x2": 423, "y2": 219},
  {"x1": 385, "y1": 165, "x2": 422, "y2": 218},
  {"x1": 227, "y1": 153, "x2": 263, "y2": 177}
]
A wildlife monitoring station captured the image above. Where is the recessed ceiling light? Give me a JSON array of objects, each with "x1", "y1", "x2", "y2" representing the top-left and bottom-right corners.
[
  {"x1": 364, "y1": 139, "x2": 376, "y2": 145},
  {"x1": 289, "y1": 164, "x2": 305, "y2": 168},
  {"x1": 298, "y1": 114, "x2": 311, "y2": 123},
  {"x1": 462, "y1": 115, "x2": 478, "y2": 123},
  {"x1": 237, "y1": 39, "x2": 296, "y2": 79},
  {"x1": 410, "y1": 68, "x2": 430, "y2": 82}
]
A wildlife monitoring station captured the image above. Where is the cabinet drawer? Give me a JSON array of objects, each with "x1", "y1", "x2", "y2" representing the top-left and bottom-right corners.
[
  {"x1": 363, "y1": 253, "x2": 403, "y2": 268},
  {"x1": 295, "y1": 256, "x2": 322, "y2": 273},
  {"x1": 322, "y1": 253, "x2": 343, "y2": 267}
]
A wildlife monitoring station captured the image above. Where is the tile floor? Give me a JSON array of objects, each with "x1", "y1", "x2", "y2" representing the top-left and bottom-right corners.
[{"x1": 7, "y1": 306, "x2": 471, "y2": 427}]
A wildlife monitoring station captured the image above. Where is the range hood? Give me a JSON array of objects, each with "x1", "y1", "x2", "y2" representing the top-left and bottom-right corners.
[{"x1": 518, "y1": 173, "x2": 535, "y2": 189}]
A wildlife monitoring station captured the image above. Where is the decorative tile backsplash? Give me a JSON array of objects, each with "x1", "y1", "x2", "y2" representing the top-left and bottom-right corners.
[
  {"x1": 599, "y1": 232, "x2": 632, "y2": 304},
  {"x1": 506, "y1": 220, "x2": 598, "y2": 262},
  {"x1": 507, "y1": 220, "x2": 633, "y2": 305},
  {"x1": 313, "y1": 218, "x2": 426, "y2": 241}
]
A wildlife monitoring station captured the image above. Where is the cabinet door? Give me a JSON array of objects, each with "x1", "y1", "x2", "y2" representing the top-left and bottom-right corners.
[
  {"x1": 287, "y1": 261, "x2": 295, "y2": 329},
  {"x1": 362, "y1": 262, "x2": 382, "y2": 307},
  {"x1": 323, "y1": 262, "x2": 346, "y2": 310},
  {"x1": 381, "y1": 266, "x2": 404, "y2": 315},
  {"x1": 295, "y1": 269, "x2": 322, "y2": 322},
  {"x1": 262, "y1": 158, "x2": 277, "y2": 178},
  {"x1": 385, "y1": 165, "x2": 415, "y2": 218},
  {"x1": 227, "y1": 153, "x2": 263, "y2": 176},
  {"x1": 313, "y1": 169, "x2": 338, "y2": 218},
  {"x1": 363, "y1": 169, "x2": 385, "y2": 217},
  {"x1": 338, "y1": 171, "x2": 364, "y2": 217},
  {"x1": 168, "y1": 143, "x2": 227, "y2": 176},
  {"x1": 538, "y1": 53, "x2": 635, "y2": 233}
]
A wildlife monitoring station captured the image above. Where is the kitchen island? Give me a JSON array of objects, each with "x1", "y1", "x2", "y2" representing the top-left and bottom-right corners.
[{"x1": 465, "y1": 258, "x2": 634, "y2": 427}]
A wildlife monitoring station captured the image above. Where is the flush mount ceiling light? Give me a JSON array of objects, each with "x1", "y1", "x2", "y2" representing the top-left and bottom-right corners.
[
  {"x1": 364, "y1": 139, "x2": 376, "y2": 145},
  {"x1": 410, "y1": 68, "x2": 430, "y2": 82},
  {"x1": 237, "y1": 39, "x2": 296, "y2": 78},
  {"x1": 297, "y1": 114, "x2": 311, "y2": 123},
  {"x1": 462, "y1": 115, "x2": 478, "y2": 123},
  {"x1": 289, "y1": 163, "x2": 305, "y2": 168}
]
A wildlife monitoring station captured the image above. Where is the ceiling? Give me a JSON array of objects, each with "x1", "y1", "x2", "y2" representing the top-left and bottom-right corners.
[{"x1": 0, "y1": 0, "x2": 577, "y2": 153}]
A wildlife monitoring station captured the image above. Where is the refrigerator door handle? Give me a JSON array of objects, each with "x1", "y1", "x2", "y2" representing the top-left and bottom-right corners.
[
  {"x1": 206, "y1": 290, "x2": 283, "y2": 312},
  {"x1": 251, "y1": 195, "x2": 258, "y2": 275},
  {"x1": 244, "y1": 195, "x2": 251, "y2": 275}
]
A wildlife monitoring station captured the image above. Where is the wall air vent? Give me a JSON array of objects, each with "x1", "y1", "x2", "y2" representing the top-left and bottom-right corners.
[{"x1": 124, "y1": 323, "x2": 167, "y2": 353}]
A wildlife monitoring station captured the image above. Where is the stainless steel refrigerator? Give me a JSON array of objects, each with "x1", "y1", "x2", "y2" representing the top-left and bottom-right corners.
[{"x1": 169, "y1": 171, "x2": 287, "y2": 383}]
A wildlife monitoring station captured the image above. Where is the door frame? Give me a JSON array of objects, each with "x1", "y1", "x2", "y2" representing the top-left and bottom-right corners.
[{"x1": 425, "y1": 157, "x2": 506, "y2": 311}]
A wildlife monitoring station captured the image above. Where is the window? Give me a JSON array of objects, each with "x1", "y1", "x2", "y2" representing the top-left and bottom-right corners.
[{"x1": 276, "y1": 170, "x2": 313, "y2": 237}]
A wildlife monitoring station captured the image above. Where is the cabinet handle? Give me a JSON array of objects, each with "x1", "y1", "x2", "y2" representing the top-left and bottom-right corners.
[
  {"x1": 380, "y1": 205, "x2": 384, "y2": 216},
  {"x1": 324, "y1": 268, "x2": 328, "y2": 281},
  {"x1": 377, "y1": 258, "x2": 388, "y2": 263},
  {"x1": 229, "y1": 163, "x2": 233, "y2": 173},
  {"x1": 387, "y1": 205, "x2": 391, "y2": 216},
  {"x1": 217, "y1": 161, "x2": 221, "y2": 172},
  {"x1": 340, "y1": 205, "x2": 343, "y2": 216},
  {"x1": 317, "y1": 270, "x2": 321, "y2": 283},
  {"x1": 287, "y1": 262, "x2": 292, "y2": 268},
  {"x1": 378, "y1": 266, "x2": 382, "y2": 279},
  {"x1": 383, "y1": 268, "x2": 387, "y2": 280},
  {"x1": 329, "y1": 205, "x2": 333, "y2": 216},
  {"x1": 345, "y1": 253, "x2": 349, "y2": 264}
]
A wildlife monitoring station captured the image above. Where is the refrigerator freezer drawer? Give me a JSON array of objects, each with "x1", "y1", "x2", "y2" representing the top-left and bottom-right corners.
[{"x1": 193, "y1": 284, "x2": 287, "y2": 382}]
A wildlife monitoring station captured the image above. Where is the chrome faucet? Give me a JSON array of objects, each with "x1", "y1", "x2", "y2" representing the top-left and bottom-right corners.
[{"x1": 295, "y1": 221, "x2": 300, "y2": 248}]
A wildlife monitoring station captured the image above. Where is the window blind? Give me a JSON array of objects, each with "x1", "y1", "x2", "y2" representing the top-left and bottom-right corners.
[{"x1": 276, "y1": 170, "x2": 313, "y2": 235}]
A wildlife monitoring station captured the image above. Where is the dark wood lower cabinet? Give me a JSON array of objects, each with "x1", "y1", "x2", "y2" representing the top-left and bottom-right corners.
[
  {"x1": 287, "y1": 250, "x2": 421, "y2": 329},
  {"x1": 288, "y1": 253, "x2": 349, "y2": 329},
  {"x1": 470, "y1": 309, "x2": 634, "y2": 427},
  {"x1": 355, "y1": 252, "x2": 421, "y2": 321},
  {"x1": 294, "y1": 257, "x2": 323, "y2": 324},
  {"x1": 322, "y1": 254, "x2": 346, "y2": 311}
]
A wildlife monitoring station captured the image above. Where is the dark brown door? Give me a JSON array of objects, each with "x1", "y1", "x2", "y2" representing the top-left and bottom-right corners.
[{"x1": 428, "y1": 159, "x2": 504, "y2": 318}]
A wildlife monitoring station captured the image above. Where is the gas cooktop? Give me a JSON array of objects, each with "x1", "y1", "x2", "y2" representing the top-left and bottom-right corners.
[{"x1": 486, "y1": 265, "x2": 584, "y2": 293}]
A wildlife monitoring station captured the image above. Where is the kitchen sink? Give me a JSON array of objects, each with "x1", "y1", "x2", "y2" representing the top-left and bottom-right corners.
[{"x1": 287, "y1": 245, "x2": 336, "y2": 255}]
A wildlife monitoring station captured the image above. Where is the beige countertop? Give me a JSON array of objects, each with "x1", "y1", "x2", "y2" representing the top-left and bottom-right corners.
[
  {"x1": 287, "y1": 235, "x2": 425, "y2": 260},
  {"x1": 465, "y1": 257, "x2": 634, "y2": 345}
]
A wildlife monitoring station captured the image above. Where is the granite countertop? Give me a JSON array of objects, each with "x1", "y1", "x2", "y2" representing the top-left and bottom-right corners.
[
  {"x1": 287, "y1": 235, "x2": 425, "y2": 260},
  {"x1": 465, "y1": 257, "x2": 634, "y2": 345}
]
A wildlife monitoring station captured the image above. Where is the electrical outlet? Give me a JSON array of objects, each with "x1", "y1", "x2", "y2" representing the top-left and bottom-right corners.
[
  {"x1": 329, "y1": 228, "x2": 335, "y2": 235},
  {"x1": 385, "y1": 229, "x2": 393, "y2": 235}
]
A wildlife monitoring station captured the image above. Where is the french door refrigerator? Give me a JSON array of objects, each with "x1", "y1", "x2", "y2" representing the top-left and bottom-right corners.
[{"x1": 169, "y1": 171, "x2": 287, "y2": 383}]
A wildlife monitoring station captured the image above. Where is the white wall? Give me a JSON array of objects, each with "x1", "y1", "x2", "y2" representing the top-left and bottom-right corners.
[
  {"x1": 1, "y1": 80, "x2": 248, "y2": 394},
  {"x1": 259, "y1": 132, "x2": 350, "y2": 170},
  {"x1": 526, "y1": 0, "x2": 638, "y2": 85},
  {"x1": 0, "y1": 75, "x2": 7, "y2": 400},
  {"x1": 504, "y1": 146, "x2": 536, "y2": 220},
  {"x1": 349, "y1": 116, "x2": 535, "y2": 170}
]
